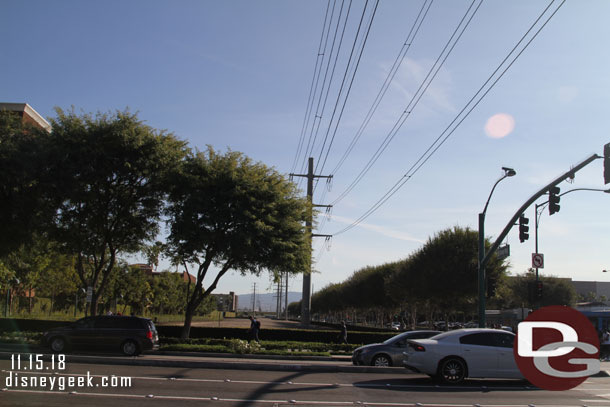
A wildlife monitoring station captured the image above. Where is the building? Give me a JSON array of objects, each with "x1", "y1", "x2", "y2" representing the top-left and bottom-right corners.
[
  {"x1": 0, "y1": 102, "x2": 51, "y2": 132},
  {"x1": 572, "y1": 280, "x2": 610, "y2": 300},
  {"x1": 130, "y1": 263, "x2": 196, "y2": 283}
]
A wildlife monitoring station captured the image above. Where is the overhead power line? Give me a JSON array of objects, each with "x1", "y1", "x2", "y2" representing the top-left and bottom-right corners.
[
  {"x1": 329, "y1": 0, "x2": 434, "y2": 177},
  {"x1": 296, "y1": 0, "x2": 352, "y2": 184},
  {"x1": 314, "y1": 0, "x2": 380, "y2": 177},
  {"x1": 329, "y1": 0, "x2": 483, "y2": 207},
  {"x1": 291, "y1": 0, "x2": 334, "y2": 176},
  {"x1": 331, "y1": 0, "x2": 566, "y2": 237}
]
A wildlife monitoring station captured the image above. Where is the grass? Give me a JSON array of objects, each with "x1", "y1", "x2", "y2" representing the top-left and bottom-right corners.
[{"x1": 0, "y1": 331, "x2": 41, "y2": 345}]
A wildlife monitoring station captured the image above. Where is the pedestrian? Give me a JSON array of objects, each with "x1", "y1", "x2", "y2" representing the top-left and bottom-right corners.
[
  {"x1": 339, "y1": 321, "x2": 348, "y2": 344},
  {"x1": 248, "y1": 315, "x2": 260, "y2": 342}
]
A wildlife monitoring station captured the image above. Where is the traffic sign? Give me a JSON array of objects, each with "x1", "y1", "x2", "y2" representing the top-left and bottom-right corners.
[
  {"x1": 532, "y1": 253, "x2": 544, "y2": 269},
  {"x1": 497, "y1": 244, "x2": 510, "y2": 260},
  {"x1": 86, "y1": 286, "x2": 93, "y2": 303}
]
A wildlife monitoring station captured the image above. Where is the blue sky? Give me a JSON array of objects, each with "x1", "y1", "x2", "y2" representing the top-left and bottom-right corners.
[{"x1": 2, "y1": 1, "x2": 610, "y2": 301}]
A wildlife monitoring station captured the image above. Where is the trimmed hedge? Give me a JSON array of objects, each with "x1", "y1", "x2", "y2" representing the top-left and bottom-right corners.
[
  {"x1": 0, "y1": 318, "x2": 397, "y2": 345},
  {"x1": 0, "y1": 318, "x2": 69, "y2": 333},
  {"x1": 156, "y1": 325, "x2": 394, "y2": 344}
]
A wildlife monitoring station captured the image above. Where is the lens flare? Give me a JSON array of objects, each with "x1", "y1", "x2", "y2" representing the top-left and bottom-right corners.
[{"x1": 484, "y1": 113, "x2": 515, "y2": 139}]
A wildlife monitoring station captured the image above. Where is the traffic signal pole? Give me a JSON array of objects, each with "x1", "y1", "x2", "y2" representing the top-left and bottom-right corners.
[{"x1": 478, "y1": 153, "x2": 600, "y2": 326}]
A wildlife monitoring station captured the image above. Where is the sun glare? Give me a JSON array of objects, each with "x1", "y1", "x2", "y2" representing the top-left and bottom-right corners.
[{"x1": 484, "y1": 113, "x2": 515, "y2": 139}]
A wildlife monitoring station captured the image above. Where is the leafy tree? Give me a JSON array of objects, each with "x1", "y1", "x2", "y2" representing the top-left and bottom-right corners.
[
  {"x1": 491, "y1": 269, "x2": 577, "y2": 308},
  {"x1": 46, "y1": 108, "x2": 187, "y2": 315},
  {"x1": 387, "y1": 226, "x2": 508, "y2": 320},
  {"x1": 165, "y1": 147, "x2": 309, "y2": 338},
  {"x1": 0, "y1": 112, "x2": 55, "y2": 256},
  {"x1": 149, "y1": 271, "x2": 186, "y2": 315}
]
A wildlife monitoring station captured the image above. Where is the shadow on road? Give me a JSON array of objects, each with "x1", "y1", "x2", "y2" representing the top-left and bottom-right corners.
[
  {"x1": 236, "y1": 371, "x2": 333, "y2": 407},
  {"x1": 353, "y1": 377, "x2": 540, "y2": 393}
]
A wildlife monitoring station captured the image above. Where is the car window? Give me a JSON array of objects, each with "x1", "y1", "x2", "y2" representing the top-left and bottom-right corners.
[
  {"x1": 491, "y1": 332, "x2": 515, "y2": 348},
  {"x1": 410, "y1": 331, "x2": 438, "y2": 339},
  {"x1": 93, "y1": 317, "x2": 116, "y2": 329},
  {"x1": 459, "y1": 332, "x2": 495, "y2": 347},
  {"x1": 74, "y1": 317, "x2": 94, "y2": 329}
]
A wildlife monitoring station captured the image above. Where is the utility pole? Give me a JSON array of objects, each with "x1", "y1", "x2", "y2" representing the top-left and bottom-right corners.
[
  {"x1": 284, "y1": 272, "x2": 289, "y2": 320},
  {"x1": 251, "y1": 283, "x2": 256, "y2": 315},
  {"x1": 290, "y1": 157, "x2": 332, "y2": 326}
]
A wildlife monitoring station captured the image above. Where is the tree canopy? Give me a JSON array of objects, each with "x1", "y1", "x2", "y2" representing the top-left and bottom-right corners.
[{"x1": 165, "y1": 147, "x2": 309, "y2": 338}]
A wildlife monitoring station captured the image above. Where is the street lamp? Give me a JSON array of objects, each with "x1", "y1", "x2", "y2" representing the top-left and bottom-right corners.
[{"x1": 478, "y1": 167, "x2": 516, "y2": 328}]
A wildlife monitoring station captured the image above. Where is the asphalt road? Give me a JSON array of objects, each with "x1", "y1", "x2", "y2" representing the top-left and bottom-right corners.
[{"x1": 1, "y1": 360, "x2": 610, "y2": 407}]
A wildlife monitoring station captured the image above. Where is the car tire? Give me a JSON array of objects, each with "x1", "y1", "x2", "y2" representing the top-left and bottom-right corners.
[
  {"x1": 372, "y1": 354, "x2": 392, "y2": 367},
  {"x1": 121, "y1": 340, "x2": 140, "y2": 356},
  {"x1": 50, "y1": 337, "x2": 67, "y2": 353},
  {"x1": 438, "y1": 357, "x2": 467, "y2": 384}
]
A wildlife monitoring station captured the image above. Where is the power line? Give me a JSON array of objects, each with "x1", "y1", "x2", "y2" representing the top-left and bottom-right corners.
[
  {"x1": 329, "y1": 0, "x2": 434, "y2": 177},
  {"x1": 331, "y1": 0, "x2": 566, "y2": 237},
  {"x1": 329, "y1": 0, "x2": 483, "y2": 207},
  {"x1": 315, "y1": 0, "x2": 380, "y2": 177},
  {"x1": 297, "y1": 0, "x2": 351, "y2": 184},
  {"x1": 291, "y1": 0, "x2": 334, "y2": 176}
]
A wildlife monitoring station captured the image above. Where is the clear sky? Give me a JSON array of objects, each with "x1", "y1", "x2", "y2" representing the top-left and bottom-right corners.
[{"x1": 2, "y1": 1, "x2": 609, "y2": 299}]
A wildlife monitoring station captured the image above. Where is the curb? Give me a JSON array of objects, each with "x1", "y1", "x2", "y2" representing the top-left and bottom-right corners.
[
  {"x1": 0, "y1": 345, "x2": 608, "y2": 377},
  {"x1": 0, "y1": 351, "x2": 399, "y2": 374}
]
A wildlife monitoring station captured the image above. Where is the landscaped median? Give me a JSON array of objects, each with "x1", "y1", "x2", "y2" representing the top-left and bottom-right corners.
[{"x1": 160, "y1": 337, "x2": 356, "y2": 357}]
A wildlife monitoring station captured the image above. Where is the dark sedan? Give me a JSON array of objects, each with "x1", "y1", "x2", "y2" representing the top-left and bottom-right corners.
[{"x1": 352, "y1": 330, "x2": 441, "y2": 366}]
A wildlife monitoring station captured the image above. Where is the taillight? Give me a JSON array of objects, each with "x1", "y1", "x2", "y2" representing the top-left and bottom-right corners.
[
  {"x1": 147, "y1": 330, "x2": 153, "y2": 340},
  {"x1": 409, "y1": 342, "x2": 426, "y2": 352}
]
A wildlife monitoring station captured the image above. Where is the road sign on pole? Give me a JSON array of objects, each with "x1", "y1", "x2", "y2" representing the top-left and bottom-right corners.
[
  {"x1": 86, "y1": 286, "x2": 93, "y2": 303},
  {"x1": 498, "y1": 244, "x2": 510, "y2": 260},
  {"x1": 532, "y1": 253, "x2": 544, "y2": 269}
]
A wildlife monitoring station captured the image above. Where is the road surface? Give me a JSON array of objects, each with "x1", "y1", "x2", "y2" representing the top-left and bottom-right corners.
[{"x1": 1, "y1": 360, "x2": 609, "y2": 407}]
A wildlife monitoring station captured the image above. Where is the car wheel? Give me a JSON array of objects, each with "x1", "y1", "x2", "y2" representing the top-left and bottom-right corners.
[
  {"x1": 372, "y1": 354, "x2": 392, "y2": 367},
  {"x1": 439, "y1": 357, "x2": 467, "y2": 384},
  {"x1": 50, "y1": 337, "x2": 66, "y2": 353},
  {"x1": 121, "y1": 340, "x2": 140, "y2": 356}
]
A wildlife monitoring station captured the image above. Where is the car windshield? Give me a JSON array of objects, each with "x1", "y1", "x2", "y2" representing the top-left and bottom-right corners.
[
  {"x1": 382, "y1": 332, "x2": 410, "y2": 344},
  {"x1": 427, "y1": 331, "x2": 455, "y2": 341}
]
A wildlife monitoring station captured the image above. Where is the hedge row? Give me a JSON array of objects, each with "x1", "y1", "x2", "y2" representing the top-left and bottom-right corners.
[
  {"x1": 0, "y1": 318, "x2": 397, "y2": 345},
  {"x1": 156, "y1": 325, "x2": 394, "y2": 344}
]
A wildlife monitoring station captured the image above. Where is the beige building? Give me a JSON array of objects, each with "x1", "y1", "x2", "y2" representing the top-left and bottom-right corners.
[{"x1": 0, "y1": 102, "x2": 51, "y2": 132}]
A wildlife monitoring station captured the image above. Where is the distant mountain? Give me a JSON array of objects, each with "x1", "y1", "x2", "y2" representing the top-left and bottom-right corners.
[{"x1": 237, "y1": 292, "x2": 301, "y2": 312}]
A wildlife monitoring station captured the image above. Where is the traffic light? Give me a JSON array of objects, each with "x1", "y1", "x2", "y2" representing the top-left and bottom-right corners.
[
  {"x1": 518, "y1": 215, "x2": 529, "y2": 243},
  {"x1": 536, "y1": 280, "x2": 543, "y2": 300},
  {"x1": 604, "y1": 143, "x2": 610, "y2": 184},
  {"x1": 548, "y1": 186, "x2": 560, "y2": 215}
]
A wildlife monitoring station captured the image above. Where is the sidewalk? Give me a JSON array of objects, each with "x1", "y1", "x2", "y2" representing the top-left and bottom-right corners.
[{"x1": 0, "y1": 343, "x2": 608, "y2": 376}]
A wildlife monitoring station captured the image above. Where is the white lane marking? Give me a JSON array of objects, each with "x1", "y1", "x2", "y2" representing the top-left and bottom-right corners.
[
  {"x1": 0, "y1": 389, "x2": 602, "y2": 407},
  {"x1": 3, "y1": 369, "x2": 534, "y2": 391}
]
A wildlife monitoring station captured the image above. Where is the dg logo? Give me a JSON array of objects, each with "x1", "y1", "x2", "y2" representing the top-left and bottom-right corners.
[{"x1": 514, "y1": 305, "x2": 600, "y2": 391}]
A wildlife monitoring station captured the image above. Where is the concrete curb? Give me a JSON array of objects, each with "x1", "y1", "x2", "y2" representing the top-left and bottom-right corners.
[
  {"x1": 0, "y1": 344, "x2": 607, "y2": 377},
  {"x1": 0, "y1": 351, "x2": 398, "y2": 374}
]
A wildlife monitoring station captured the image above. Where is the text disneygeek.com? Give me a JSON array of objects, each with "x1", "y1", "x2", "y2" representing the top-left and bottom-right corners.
[{"x1": 4, "y1": 354, "x2": 131, "y2": 391}]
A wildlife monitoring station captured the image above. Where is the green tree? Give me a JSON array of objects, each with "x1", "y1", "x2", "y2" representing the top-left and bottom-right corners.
[
  {"x1": 387, "y1": 226, "x2": 508, "y2": 320},
  {"x1": 149, "y1": 271, "x2": 187, "y2": 315},
  {"x1": 46, "y1": 108, "x2": 187, "y2": 315},
  {"x1": 491, "y1": 269, "x2": 577, "y2": 308},
  {"x1": 0, "y1": 111, "x2": 55, "y2": 256},
  {"x1": 165, "y1": 148, "x2": 309, "y2": 338}
]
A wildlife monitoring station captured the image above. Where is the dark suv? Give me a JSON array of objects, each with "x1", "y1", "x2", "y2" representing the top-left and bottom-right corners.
[{"x1": 42, "y1": 315, "x2": 159, "y2": 356}]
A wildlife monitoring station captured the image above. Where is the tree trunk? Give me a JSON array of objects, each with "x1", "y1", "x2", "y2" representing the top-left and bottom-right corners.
[
  {"x1": 181, "y1": 307, "x2": 194, "y2": 339},
  {"x1": 28, "y1": 285, "x2": 33, "y2": 314}
]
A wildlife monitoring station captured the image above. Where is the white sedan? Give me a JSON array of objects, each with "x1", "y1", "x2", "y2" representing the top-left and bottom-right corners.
[{"x1": 403, "y1": 328, "x2": 523, "y2": 383}]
